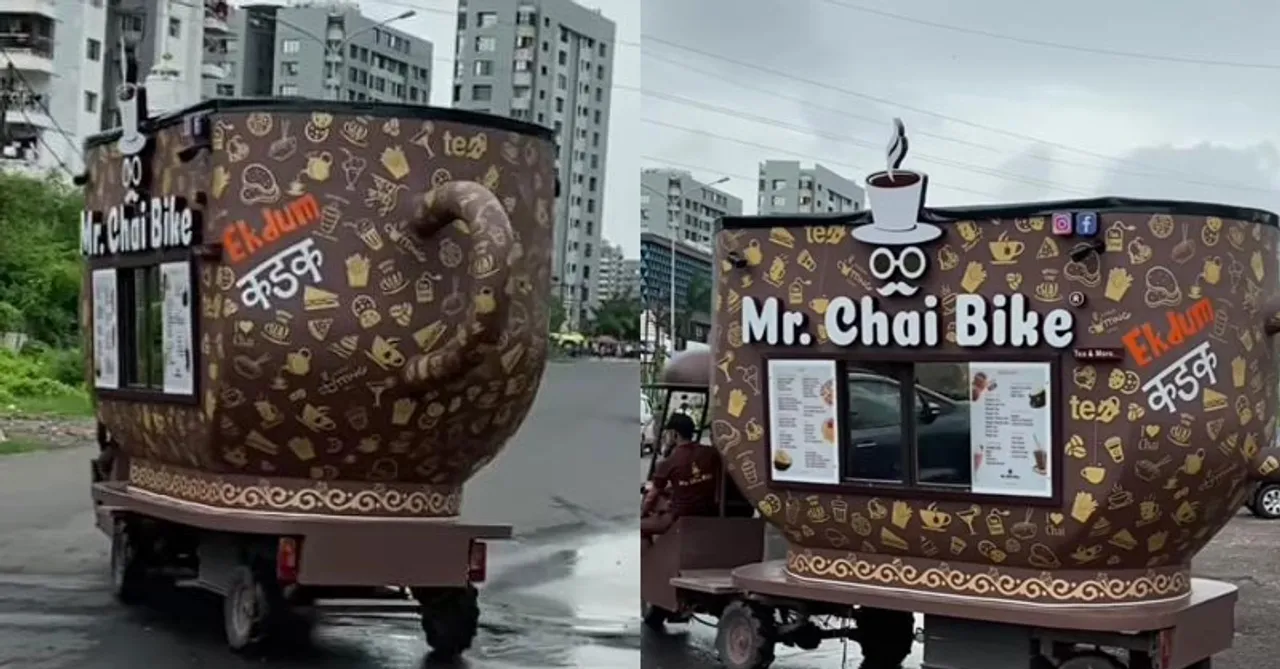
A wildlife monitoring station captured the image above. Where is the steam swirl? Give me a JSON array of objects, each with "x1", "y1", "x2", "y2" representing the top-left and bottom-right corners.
[{"x1": 887, "y1": 118, "x2": 908, "y2": 182}]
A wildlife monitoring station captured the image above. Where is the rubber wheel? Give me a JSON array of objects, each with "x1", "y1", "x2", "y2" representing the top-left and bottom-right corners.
[
  {"x1": 109, "y1": 518, "x2": 147, "y2": 604},
  {"x1": 715, "y1": 600, "x2": 776, "y2": 669},
  {"x1": 1251, "y1": 483, "x2": 1280, "y2": 519},
  {"x1": 856, "y1": 607, "x2": 915, "y2": 669},
  {"x1": 223, "y1": 566, "x2": 276, "y2": 652},
  {"x1": 417, "y1": 585, "x2": 480, "y2": 659},
  {"x1": 642, "y1": 601, "x2": 670, "y2": 631}
]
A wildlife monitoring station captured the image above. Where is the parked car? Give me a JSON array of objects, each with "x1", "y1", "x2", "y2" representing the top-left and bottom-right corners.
[
  {"x1": 1247, "y1": 482, "x2": 1280, "y2": 519},
  {"x1": 845, "y1": 372, "x2": 972, "y2": 485}
]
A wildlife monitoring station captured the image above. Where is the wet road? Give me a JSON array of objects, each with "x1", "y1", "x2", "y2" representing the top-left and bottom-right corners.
[{"x1": 0, "y1": 360, "x2": 640, "y2": 669}]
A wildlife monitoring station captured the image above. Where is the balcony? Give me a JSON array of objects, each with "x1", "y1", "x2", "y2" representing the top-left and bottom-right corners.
[
  {"x1": 325, "y1": 51, "x2": 343, "y2": 64},
  {"x1": 2, "y1": 0, "x2": 56, "y2": 19},
  {"x1": 201, "y1": 62, "x2": 227, "y2": 79},
  {"x1": 0, "y1": 33, "x2": 53, "y2": 74},
  {"x1": 204, "y1": 0, "x2": 233, "y2": 35},
  {"x1": 513, "y1": 71, "x2": 532, "y2": 87}
]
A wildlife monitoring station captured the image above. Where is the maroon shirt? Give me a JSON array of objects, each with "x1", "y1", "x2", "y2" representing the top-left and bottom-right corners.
[{"x1": 653, "y1": 441, "x2": 721, "y2": 517}]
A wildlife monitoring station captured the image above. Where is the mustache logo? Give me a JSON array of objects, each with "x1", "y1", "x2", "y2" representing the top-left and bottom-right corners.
[{"x1": 876, "y1": 281, "x2": 919, "y2": 297}]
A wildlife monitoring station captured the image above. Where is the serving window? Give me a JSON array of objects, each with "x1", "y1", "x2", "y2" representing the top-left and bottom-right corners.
[
  {"x1": 90, "y1": 257, "x2": 198, "y2": 401},
  {"x1": 766, "y1": 357, "x2": 1057, "y2": 503}
]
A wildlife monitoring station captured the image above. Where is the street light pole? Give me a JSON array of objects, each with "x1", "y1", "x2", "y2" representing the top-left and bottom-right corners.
[{"x1": 258, "y1": 10, "x2": 416, "y2": 100}]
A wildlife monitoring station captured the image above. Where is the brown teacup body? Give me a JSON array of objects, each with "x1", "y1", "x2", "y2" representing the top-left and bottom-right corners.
[
  {"x1": 81, "y1": 102, "x2": 555, "y2": 518},
  {"x1": 714, "y1": 206, "x2": 1279, "y2": 605}
]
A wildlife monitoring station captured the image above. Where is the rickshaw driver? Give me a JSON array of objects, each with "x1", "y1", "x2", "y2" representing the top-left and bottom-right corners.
[{"x1": 641, "y1": 413, "x2": 722, "y2": 538}]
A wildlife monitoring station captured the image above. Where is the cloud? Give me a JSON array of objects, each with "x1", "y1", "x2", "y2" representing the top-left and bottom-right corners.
[{"x1": 1095, "y1": 143, "x2": 1280, "y2": 215}]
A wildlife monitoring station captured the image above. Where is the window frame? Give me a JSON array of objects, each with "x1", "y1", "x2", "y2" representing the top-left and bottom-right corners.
[
  {"x1": 87, "y1": 251, "x2": 201, "y2": 405},
  {"x1": 760, "y1": 352, "x2": 1063, "y2": 507}
]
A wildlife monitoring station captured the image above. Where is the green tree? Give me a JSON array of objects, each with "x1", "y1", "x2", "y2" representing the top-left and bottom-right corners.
[
  {"x1": 590, "y1": 296, "x2": 641, "y2": 340},
  {"x1": 0, "y1": 173, "x2": 84, "y2": 347},
  {"x1": 548, "y1": 296, "x2": 567, "y2": 333},
  {"x1": 678, "y1": 274, "x2": 713, "y2": 341}
]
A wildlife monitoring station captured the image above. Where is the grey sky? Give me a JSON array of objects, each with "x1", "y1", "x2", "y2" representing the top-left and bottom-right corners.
[
  {"x1": 236, "y1": 0, "x2": 640, "y2": 256},
  {"x1": 641, "y1": 0, "x2": 1280, "y2": 221}
]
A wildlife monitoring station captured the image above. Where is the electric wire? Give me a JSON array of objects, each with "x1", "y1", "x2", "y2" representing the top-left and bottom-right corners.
[
  {"x1": 640, "y1": 50, "x2": 1279, "y2": 196},
  {"x1": 639, "y1": 35, "x2": 1257, "y2": 185},
  {"x1": 0, "y1": 50, "x2": 79, "y2": 178}
]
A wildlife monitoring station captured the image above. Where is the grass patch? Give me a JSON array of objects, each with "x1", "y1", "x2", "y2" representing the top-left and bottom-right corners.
[
  {"x1": 0, "y1": 393, "x2": 93, "y2": 418},
  {"x1": 0, "y1": 438, "x2": 51, "y2": 455}
]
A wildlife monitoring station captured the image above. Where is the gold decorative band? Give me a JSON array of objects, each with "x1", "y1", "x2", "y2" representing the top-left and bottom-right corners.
[
  {"x1": 787, "y1": 550, "x2": 1190, "y2": 604},
  {"x1": 128, "y1": 460, "x2": 462, "y2": 518}
]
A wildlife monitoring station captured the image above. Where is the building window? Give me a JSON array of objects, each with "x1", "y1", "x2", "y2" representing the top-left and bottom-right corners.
[
  {"x1": 473, "y1": 60, "x2": 493, "y2": 76},
  {"x1": 216, "y1": 84, "x2": 235, "y2": 96},
  {"x1": 477, "y1": 12, "x2": 498, "y2": 27},
  {"x1": 281, "y1": 61, "x2": 299, "y2": 76},
  {"x1": 169, "y1": 18, "x2": 181, "y2": 38},
  {"x1": 771, "y1": 195, "x2": 786, "y2": 206},
  {"x1": 599, "y1": 43, "x2": 607, "y2": 57},
  {"x1": 586, "y1": 199, "x2": 595, "y2": 213},
  {"x1": 556, "y1": 73, "x2": 566, "y2": 89},
  {"x1": 86, "y1": 38, "x2": 101, "y2": 61},
  {"x1": 593, "y1": 110, "x2": 601, "y2": 124},
  {"x1": 475, "y1": 36, "x2": 496, "y2": 52},
  {"x1": 558, "y1": 51, "x2": 567, "y2": 65},
  {"x1": 120, "y1": 267, "x2": 164, "y2": 390},
  {"x1": 555, "y1": 97, "x2": 564, "y2": 112},
  {"x1": 279, "y1": 84, "x2": 299, "y2": 96},
  {"x1": 282, "y1": 39, "x2": 300, "y2": 54},
  {"x1": 471, "y1": 84, "x2": 492, "y2": 101},
  {"x1": 597, "y1": 65, "x2": 605, "y2": 79},
  {"x1": 456, "y1": 11, "x2": 466, "y2": 30},
  {"x1": 84, "y1": 91, "x2": 98, "y2": 113}
]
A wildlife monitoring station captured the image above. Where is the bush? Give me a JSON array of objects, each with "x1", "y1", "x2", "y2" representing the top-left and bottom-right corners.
[{"x1": 0, "y1": 348, "x2": 84, "y2": 399}]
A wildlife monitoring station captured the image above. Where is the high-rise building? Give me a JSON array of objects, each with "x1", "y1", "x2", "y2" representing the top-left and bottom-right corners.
[
  {"x1": 639, "y1": 231, "x2": 713, "y2": 345},
  {"x1": 0, "y1": 0, "x2": 108, "y2": 176},
  {"x1": 596, "y1": 241, "x2": 639, "y2": 301},
  {"x1": 641, "y1": 168, "x2": 742, "y2": 249},
  {"x1": 210, "y1": 2, "x2": 432, "y2": 104},
  {"x1": 452, "y1": 0, "x2": 616, "y2": 330},
  {"x1": 757, "y1": 160, "x2": 864, "y2": 215},
  {"x1": 100, "y1": 0, "x2": 228, "y2": 128}
]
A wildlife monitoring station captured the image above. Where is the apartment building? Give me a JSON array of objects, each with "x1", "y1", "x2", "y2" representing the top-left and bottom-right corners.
[
  {"x1": 100, "y1": 0, "x2": 224, "y2": 128},
  {"x1": 757, "y1": 160, "x2": 864, "y2": 215},
  {"x1": 211, "y1": 2, "x2": 432, "y2": 104},
  {"x1": 595, "y1": 241, "x2": 639, "y2": 301},
  {"x1": 0, "y1": 0, "x2": 107, "y2": 176},
  {"x1": 452, "y1": 0, "x2": 616, "y2": 330},
  {"x1": 640, "y1": 168, "x2": 742, "y2": 250}
]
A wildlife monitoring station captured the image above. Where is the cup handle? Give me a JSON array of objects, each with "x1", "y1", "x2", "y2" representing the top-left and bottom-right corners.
[{"x1": 403, "y1": 181, "x2": 513, "y2": 386}]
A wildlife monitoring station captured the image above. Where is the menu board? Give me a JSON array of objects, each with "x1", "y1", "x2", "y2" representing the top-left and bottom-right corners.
[
  {"x1": 969, "y1": 362, "x2": 1052, "y2": 497},
  {"x1": 767, "y1": 359, "x2": 841, "y2": 485},
  {"x1": 91, "y1": 269, "x2": 118, "y2": 390},
  {"x1": 160, "y1": 261, "x2": 194, "y2": 395}
]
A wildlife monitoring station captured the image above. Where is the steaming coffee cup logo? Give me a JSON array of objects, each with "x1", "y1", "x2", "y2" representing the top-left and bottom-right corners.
[{"x1": 852, "y1": 119, "x2": 943, "y2": 249}]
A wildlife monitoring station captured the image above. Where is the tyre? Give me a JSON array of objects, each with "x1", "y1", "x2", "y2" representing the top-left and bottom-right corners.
[
  {"x1": 109, "y1": 518, "x2": 147, "y2": 604},
  {"x1": 856, "y1": 607, "x2": 915, "y2": 669},
  {"x1": 642, "y1": 601, "x2": 670, "y2": 631},
  {"x1": 1252, "y1": 483, "x2": 1280, "y2": 519},
  {"x1": 1057, "y1": 650, "x2": 1124, "y2": 668},
  {"x1": 223, "y1": 566, "x2": 276, "y2": 652},
  {"x1": 416, "y1": 585, "x2": 480, "y2": 659},
  {"x1": 715, "y1": 600, "x2": 776, "y2": 669}
]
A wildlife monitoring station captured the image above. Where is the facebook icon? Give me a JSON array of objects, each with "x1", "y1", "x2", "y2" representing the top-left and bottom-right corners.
[{"x1": 1075, "y1": 211, "x2": 1098, "y2": 237}]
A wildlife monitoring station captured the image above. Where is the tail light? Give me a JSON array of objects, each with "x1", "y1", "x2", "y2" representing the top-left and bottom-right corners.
[
  {"x1": 467, "y1": 540, "x2": 487, "y2": 583},
  {"x1": 276, "y1": 537, "x2": 300, "y2": 584}
]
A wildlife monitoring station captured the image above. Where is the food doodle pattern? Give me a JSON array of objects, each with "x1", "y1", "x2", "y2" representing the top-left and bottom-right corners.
[
  {"x1": 82, "y1": 107, "x2": 555, "y2": 517},
  {"x1": 714, "y1": 146, "x2": 1280, "y2": 602}
]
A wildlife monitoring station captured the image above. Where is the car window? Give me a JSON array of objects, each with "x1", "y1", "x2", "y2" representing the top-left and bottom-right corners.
[{"x1": 847, "y1": 380, "x2": 902, "y2": 429}]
